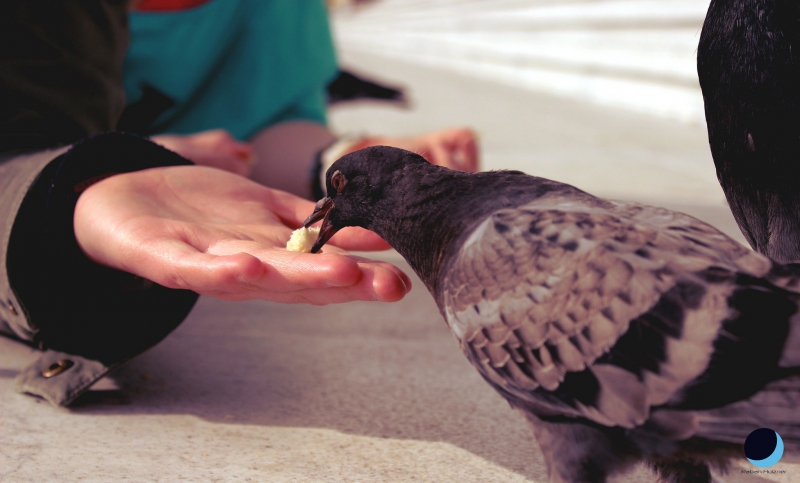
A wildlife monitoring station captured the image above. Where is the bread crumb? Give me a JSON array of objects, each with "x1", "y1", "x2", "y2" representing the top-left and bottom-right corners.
[{"x1": 286, "y1": 226, "x2": 321, "y2": 253}]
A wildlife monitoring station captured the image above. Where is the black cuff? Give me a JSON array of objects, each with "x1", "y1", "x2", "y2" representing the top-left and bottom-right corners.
[{"x1": 7, "y1": 132, "x2": 199, "y2": 365}]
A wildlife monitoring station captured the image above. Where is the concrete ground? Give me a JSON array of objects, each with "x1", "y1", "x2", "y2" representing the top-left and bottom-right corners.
[{"x1": 2, "y1": 48, "x2": 799, "y2": 483}]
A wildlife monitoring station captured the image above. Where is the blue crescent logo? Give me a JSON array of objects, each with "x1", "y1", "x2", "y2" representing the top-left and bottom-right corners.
[{"x1": 745, "y1": 428, "x2": 784, "y2": 468}]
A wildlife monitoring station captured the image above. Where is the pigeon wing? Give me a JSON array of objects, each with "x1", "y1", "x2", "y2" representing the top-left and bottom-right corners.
[{"x1": 441, "y1": 198, "x2": 773, "y2": 429}]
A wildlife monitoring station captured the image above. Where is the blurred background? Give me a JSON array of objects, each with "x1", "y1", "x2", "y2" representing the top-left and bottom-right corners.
[
  {"x1": 326, "y1": 0, "x2": 745, "y2": 243},
  {"x1": 330, "y1": 0, "x2": 705, "y2": 123}
]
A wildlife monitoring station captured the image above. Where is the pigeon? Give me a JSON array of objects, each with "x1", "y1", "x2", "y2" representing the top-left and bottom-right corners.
[
  {"x1": 303, "y1": 146, "x2": 800, "y2": 483},
  {"x1": 698, "y1": 0, "x2": 800, "y2": 263}
]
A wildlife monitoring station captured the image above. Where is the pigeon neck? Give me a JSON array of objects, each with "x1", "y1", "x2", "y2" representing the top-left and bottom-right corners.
[
  {"x1": 363, "y1": 167, "x2": 573, "y2": 302},
  {"x1": 365, "y1": 171, "x2": 474, "y2": 298}
]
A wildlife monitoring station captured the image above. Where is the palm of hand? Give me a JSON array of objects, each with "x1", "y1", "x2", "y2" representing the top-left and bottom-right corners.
[{"x1": 74, "y1": 166, "x2": 410, "y2": 304}]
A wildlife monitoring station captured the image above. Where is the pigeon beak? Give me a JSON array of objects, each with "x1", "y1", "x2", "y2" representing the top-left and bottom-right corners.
[
  {"x1": 302, "y1": 197, "x2": 340, "y2": 254},
  {"x1": 303, "y1": 197, "x2": 333, "y2": 228}
]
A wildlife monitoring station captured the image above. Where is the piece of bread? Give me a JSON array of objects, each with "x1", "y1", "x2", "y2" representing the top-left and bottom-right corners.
[{"x1": 286, "y1": 227, "x2": 321, "y2": 253}]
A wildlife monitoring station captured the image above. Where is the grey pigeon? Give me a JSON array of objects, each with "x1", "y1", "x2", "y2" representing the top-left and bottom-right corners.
[
  {"x1": 303, "y1": 146, "x2": 800, "y2": 483},
  {"x1": 698, "y1": 0, "x2": 800, "y2": 262}
]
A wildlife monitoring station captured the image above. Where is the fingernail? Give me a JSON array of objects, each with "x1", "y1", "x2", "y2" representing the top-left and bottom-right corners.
[{"x1": 240, "y1": 152, "x2": 256, "y2": 165}]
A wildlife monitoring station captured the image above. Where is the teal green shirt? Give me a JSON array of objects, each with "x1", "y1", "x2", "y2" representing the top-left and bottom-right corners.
[{"x1": 123, "y1": 0, "x2": 337, "y2": 140}]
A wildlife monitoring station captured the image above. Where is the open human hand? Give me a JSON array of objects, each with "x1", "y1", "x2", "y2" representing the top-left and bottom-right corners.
[
  {"x1": 368, "y1": 127, "x2": 479, "y2": 172},
  {"x1": 74, "y1": 166, "x2": 410, "y2": 304}
]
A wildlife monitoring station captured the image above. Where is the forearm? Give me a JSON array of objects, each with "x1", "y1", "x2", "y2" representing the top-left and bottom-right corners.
[{"x1": 248, "y1": 121, "x2": 336, "y2": 199}]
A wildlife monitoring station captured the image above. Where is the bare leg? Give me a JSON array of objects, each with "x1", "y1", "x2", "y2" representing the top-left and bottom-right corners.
[{"x1": 248, "y1": 121, "x2": 336, "y2": 199}]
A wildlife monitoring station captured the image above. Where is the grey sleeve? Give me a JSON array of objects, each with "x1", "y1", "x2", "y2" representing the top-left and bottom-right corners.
[
  {"x1": 0, "y1": 147, "x2": 70, "y2": 341},
  {"x1": 2, "y1": 133, "x2": 199, "y2": 406}
]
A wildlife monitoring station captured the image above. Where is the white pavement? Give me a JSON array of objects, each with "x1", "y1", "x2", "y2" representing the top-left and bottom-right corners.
[{"x1": 332, "y1": 0, "x2": 710, "y2": 124}]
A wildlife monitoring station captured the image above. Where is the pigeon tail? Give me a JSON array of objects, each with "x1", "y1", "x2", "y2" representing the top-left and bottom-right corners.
[{"x1": 692, "y1": 376, "x2": 800, "y2": 449}]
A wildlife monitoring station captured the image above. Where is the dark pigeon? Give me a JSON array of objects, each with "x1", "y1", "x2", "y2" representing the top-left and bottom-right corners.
[
  {"x1": 303, "y1": 146, "x2": 800, "y2": 483},
  {"x1": 698, "y1": 0, "x2": 800, "y2": 262}
]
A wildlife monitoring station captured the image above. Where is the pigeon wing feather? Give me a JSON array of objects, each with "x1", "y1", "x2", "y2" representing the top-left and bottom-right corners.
[{"x1": 441, "y1": 197, "x2": 774, "y2": 430}]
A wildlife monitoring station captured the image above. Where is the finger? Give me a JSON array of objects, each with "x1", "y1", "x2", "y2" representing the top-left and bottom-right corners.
[
  {"x1": 128, "y1": 235, "x2": 373, "y2": 297},
  {"x1": 217, "y1": 134, "x2": 255, "y2": 164},
  {"x1": 347, "y1": 254, "x2": 412, "y2": 293},
  {"x1": 235, "y1": 144, "x2": 256, "y2": 165},
  {"x1": 455, "y1": 130, "x2": 480, "y2": 172},
  {"x1": 198, "y1": 129, "x2": 237, "y2": 148},
  {"x1": 215, "y1": 259, "x2": 411, "y2": 304},
  {"x1": 368, "y1": 261, "x2": 411, "y2": 301},
  {"x1": 108, "y1": 216, "x2": 358, "y2": 292},
  {"x1": 195, "y1": 154, "x2": 253, "y2": 176},
  {"x1": 122, "y1": 238, "x2": 269, "y2": 293},
  {"x1": 178, "y1": 250, "x2": 411, "y2": 304},
  {"x1": 308, "y1": 261, "x2": 409, "y2": 304},
  {"x1": 425, "y1": 142, "x2": 452, "y2": 168},
  {"x1": 200, "y1": 240, "x2": 367, "y2": 290},
  {"x1": 328, "y1": 227, "x2": 392, "y2": 251}
]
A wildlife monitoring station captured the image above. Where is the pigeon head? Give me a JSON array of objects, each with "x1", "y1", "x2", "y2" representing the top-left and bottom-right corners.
[
  {"x1": 300, "y1": 145, "x2": 577, "y2": 293},
  {"x1": 302, "y1": 146, "x2": 431, "y2": 253}
]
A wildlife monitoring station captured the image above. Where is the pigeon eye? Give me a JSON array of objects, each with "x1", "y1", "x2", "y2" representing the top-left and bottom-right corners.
[{"x1": 331, "y1": 170, "x2": 348, "y2": 193}]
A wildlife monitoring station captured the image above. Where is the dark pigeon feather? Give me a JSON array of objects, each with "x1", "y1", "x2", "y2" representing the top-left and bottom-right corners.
[
  {"x1": 698, "y1": 0, "x2": 800, "y2": 262},
  {"x1": 304, "y1": 146, "x2": 800, "y2": 483}
]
